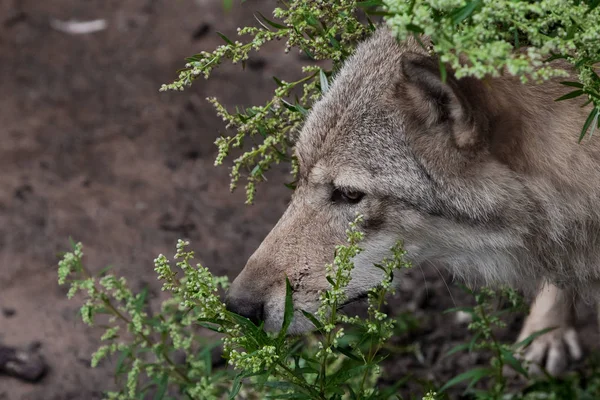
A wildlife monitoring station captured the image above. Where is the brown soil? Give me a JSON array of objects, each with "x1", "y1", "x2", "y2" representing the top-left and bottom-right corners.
[{"x1": 0, "y1": 1, "x2": 597, "y2": 399}]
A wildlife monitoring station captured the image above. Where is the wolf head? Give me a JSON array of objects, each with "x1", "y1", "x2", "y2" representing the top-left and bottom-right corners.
[{"x1": 226, "y1": 29, "x2": 536, "y2": 333}]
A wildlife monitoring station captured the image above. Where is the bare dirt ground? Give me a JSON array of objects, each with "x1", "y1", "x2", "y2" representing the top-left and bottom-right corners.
[{"x1": 0, "y1": 1, "x2": 597, "y2": 399}]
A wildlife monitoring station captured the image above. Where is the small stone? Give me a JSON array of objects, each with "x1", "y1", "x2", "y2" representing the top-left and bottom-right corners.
[
  {"x1": 2, "y1": 308, "x2": 16, "y2": 318},
  {"x1": 454, "y1": 310, "x2": 473, "y2": 325}
]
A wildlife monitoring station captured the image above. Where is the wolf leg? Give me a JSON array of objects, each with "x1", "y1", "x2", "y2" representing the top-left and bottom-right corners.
[{"x1": 515, "y1": 281, "x2": 582, "y2": 376}]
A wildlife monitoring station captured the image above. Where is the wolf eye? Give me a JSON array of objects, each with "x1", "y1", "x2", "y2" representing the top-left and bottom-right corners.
[{"x1": 331, "y1": 187, "x2": 365, "y2": 204}]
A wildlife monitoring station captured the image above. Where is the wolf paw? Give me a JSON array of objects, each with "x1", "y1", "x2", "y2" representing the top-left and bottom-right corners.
[{"x1": 517, "y1": 327, "x2": 582, "y2": 377}]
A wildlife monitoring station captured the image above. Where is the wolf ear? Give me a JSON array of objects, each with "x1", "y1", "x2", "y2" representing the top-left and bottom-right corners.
[
  {"x1": 400, "y1": 52, "x2": 465, "y2": 125},
  {"x1": 400, "y1": 52, "x2": 486, "y2": 148}
]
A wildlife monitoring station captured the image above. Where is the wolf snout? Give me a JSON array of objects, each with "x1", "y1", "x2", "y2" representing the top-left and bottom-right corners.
[{"x1": 225, "y1": 290, "x2": 265, "y2": 325}]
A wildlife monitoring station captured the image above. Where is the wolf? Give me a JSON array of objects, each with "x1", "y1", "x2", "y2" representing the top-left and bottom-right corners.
[{"x1": 226, "y1": 29, "x2": 600, "y2": 376}]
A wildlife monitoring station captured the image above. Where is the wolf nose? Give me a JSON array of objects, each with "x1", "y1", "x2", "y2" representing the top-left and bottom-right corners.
[{"x1": 225, "y1": 294, "x2": 264, "y2": 326}]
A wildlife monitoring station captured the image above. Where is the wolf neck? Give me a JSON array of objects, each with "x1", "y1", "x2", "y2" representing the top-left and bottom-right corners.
[
  {"x1": 481, "y1": 74, "x2": 596, "y2": 179},
  {"x1": 472, "y1": 74, "x2": 600, "y2": 293}
]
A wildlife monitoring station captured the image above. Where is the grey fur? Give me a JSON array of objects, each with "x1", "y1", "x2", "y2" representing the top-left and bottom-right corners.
[{"x1": 226, "y1": 28, "x2": 599, "y2": 373}]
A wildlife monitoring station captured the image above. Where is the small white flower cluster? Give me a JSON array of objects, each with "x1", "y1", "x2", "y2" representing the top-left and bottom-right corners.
[
  {"x1": 57, "y1": 241, "x2": 83, "y2": 285},
  {"x1": 90, "y1": 341, "x2": 125, "y2": 368},
  {"x1": 227, "y1": 345, "x2": 280, "y2": 374},
  {"x1": 159, "y1": 1, "x2": 375, "y2": 204},
  {"x1": 385, "y1": 0, "x2": 600, "y2": 122},
  {"x1": 127, "y1": 359, "x2": 142, "y2": 398},
  {"x1": 422, "y1": 390, "x2": 438, "y2": 400},
  {"x1": 154, "y1": 239, "x2": 229, "y2": 321},
  {"x1": 187, "y1": 376, "x2": 219, "y2": 400},
  {"x1": 316, "y1": 216, "x2": 365, "y2": 323}
]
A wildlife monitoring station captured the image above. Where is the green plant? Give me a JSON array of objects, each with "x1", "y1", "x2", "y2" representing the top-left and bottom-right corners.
[
  {"x1": 161, "y1": 0, "x2": 600, "y2": 204},
  {"x1": 161, "y1": 1, "x2": 378, "y2": 203},
  {"x1": 440, "y1": 286, "x2": 600, "y2": 400},
  {"x1": 59, "y1": 233, "x2": 600, "y2": 399},
  {"x1": 441, "y1": 286, "x2": 530, "y2": 398},
  {"x1": 58, "y1": 216, "x2": 415, "y2": 399},
  {"x1": 384, "y1": 0, "x2": 600, "y2": 141},
  {"x1": 58, "y1": 0, "x2": 600, "y2": 398}
]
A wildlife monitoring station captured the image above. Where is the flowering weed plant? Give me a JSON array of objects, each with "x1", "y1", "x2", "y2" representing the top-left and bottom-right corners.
[
  {"x1": 58, "y1": 217, "x2": 414, "y2": 399},
  {"x1": 161, "y1": 0, "x2": 600, "y2": 204},
  {"x1": 56, "y1": 0, "x2": 600, "y2": 398}
]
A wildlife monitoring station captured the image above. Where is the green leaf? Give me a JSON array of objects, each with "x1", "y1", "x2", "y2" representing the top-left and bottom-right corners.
[
  {"x1": 197, "y1": 340, "x2": 222, "y2": 376},
  {"x1": 266, "y1": 393, "x2": 310, "y2": 399},
  {"x1": 348, "y1": 386, "x2": 358, "y2": 400},
  {"x1": 114, "y1": 348, "x2": 132, "y2": 376},
  {"x1": 326, "y1": 276, "x2": 336, "y2": 286},
  {"x1": 544, "y1": 53, "x2": 569, "y2": 62},
  {"x1": 328, "y1": 35, "x2": 341, "y2": 50},
  {"x1": 319, "y1": 69, "x2": 329, "y2": 94},
  {"x1": 555, "y1": 90, "x2": 585, "y2": 101},
  {"x1": 263, "y1": 380, "x2": 310, "y2": 393},
  {"x1": 579, "y1": 107, "x2": 599, "y2": 142},
  {"x1": 468, "y1": 332, "x2": 481, "y2": 352},
  {"x1": 301, "y1": 310, "x2": 323, "y2": 331},
  {"x1": 301, "y1": 45, "x2": 315, "y2": 60},
  {"x1": 587, "y1": 0, "x2": 600, "y2": 13},
  {"x1": 98, "y1": 265, "x2": 114, "y2": 276},
  {"x1": 294, "y1": 366, "x2": 319, "y2": 375},
  {"x1": 334, "y1": 345, "x2": 363, "y2": 362},
  {"x1": 196, "y1": 321, "x2": 222, "y2": 333},
  {"x1": 223, "y1": 0, "x2": 233, "y2": 11},
  {"x1": 281, "y1": 99, "x2": 298, "y2": 112},
  {"x1": 451, "y1": 0, "x2": 482, "y2": 25},
  {"x1": 216, "y1": 32, "x2": 235, "y2": 45},
  {"x1": 229, "y1": 372, "x2": 243, "y2": 399},
  {"x1": 134, "y1": 288, "x2": 148, "y2": 312},
  {"x1": 405, "y1": 24, "x2": 424, "y2": 34},
  {"x1": 251, "y1": 165, "x2": 262, "y2": 177},
  {"x1": 439, "y1": 60, "x2": 447, "y2": 84},
  {"x1": 329, "y1": 386, "x2": 345, "y2": 395},
  {"x1": 284, "y1": 181, "x2": 297, "y2": 190},
  {"x1": 501, "y1": 348, "x2": 528, "y2": 378},
  {"x1": 256, "y1": 12, "x2": 288, "y2": 30},
  {"x1": 371, "y1": 263, "x2": 387, "y2": 274},
  {"x1": 227, "y1": 312, "x2": 269, "y2": 348},
  {"x1": 440, "y1": 367, "x2": 494, "y2": 392},
  {"x1": 254, "y1": 14, "x2": 273, "y2": 31},
  {"x1": 153, "y1": 373, "x2": 169, "y2": 400},
  {"x1": 280, "y1": 100, "x2": 308, "y2": 116},
  {"x1": 304, "y1": 13, "x2": 320, "y2": 29},
  {"x1": 185, "y1": 55, "x2": 201, "y2": 63},
  {"x1": 581, "y1": 98, "x2": 593, "y2": 108},
  {"x1": 295, "y1": 104, "x2": 309, "y2": 116},
  {"x1": 356, "y1": 0, "x2": 385, "y2": 7},
  {"x1": 257, "y1": 125, "x2": 268, "y2": 138},
  {"x1": 560, "y1": 81, "x2": 584, "y2": 89},
  {"x1": 256, "y1": 360, "x2": 284, "y2": 388},
  {"x1": 278, "y1": 277, "x2": 295, "y2": 342},
  {"x1": 328, "y1": 364, "x2": 369, "y2": 385},
  {"x1": 444, "y1": 342, "x2": 471, "y2": 358},
  {"x1": 515, "y1": 326, "x2": 556, "y2": 349}
]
